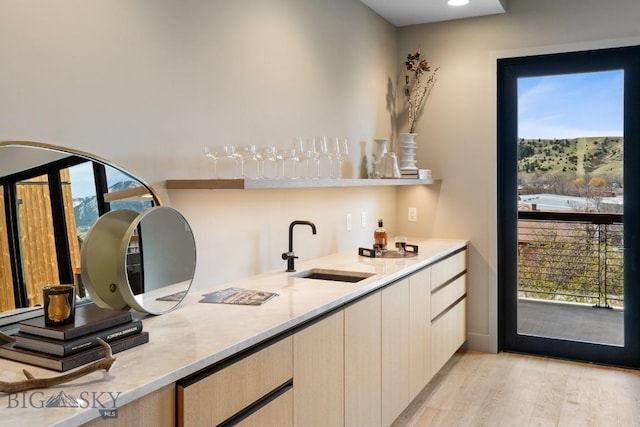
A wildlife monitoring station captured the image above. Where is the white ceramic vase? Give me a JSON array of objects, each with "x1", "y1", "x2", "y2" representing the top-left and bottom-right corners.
[
  {"x1": 371, "y1": 138, "x2": 389, "y2": 178},
  {"x1": 399, "y1": 133, "x2": 418, "y2": 171}
]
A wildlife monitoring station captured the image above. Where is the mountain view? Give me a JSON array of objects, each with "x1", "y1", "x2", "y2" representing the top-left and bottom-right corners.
[
  {"x1": 517, "y1": 136, "x2": 623, "y2": 212},
  {"x1": 74, "y1": 180, "x2": 153, "y2": 236},
  {"x1": 518, "y1": 136, "x2": 622, "y2": 176}
]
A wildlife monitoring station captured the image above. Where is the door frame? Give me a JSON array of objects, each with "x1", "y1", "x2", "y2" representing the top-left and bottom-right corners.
[{"x1": 497, "y1": 45, "x2": 640, "y2": 368}]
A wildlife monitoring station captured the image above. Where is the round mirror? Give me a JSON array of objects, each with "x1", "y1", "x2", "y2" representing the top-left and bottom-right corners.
[
  {"x1": 0, "y1": 140, "x2": 161, "y2": 319},
  {"x1": 81, "y1": 206, "x2": 196, "y2": 315}
]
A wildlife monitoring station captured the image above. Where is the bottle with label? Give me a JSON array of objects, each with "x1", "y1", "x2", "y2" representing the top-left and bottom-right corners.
[{"x1": 374, "y1": 219, "x2": 388, "y2": 251}]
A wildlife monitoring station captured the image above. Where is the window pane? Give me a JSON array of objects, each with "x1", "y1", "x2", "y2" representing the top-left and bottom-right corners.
[
  {"x1": 516, "y1": 70, "x2": 624, "y2": 346},
  {"x1": 16, "y1": 175, "x2": 59, "y2": 307},
  {"x1": 0, "y1": 185, "x2": 15, "y2": 311}
]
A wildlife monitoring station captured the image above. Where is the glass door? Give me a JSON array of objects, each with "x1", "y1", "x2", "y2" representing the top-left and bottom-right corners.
[{"x1": 498, "y1": 46, "x2": 640, "y2": 367}]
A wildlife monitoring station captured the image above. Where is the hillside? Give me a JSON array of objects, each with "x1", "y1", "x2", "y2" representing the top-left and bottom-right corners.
[
  {"x1": 518, "y1": 136, "x2": 623, "y2": 177},
  {"x1": 74, "y1": 181, "x2": 152, "y2": 236}
]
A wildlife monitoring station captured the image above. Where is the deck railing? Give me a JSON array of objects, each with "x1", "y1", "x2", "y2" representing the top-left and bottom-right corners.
[{"x1": 517, "y1": 211, "x2": 624, "y2": 308}]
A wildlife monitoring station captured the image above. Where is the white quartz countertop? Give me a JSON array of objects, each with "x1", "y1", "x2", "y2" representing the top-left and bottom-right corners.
[{"x1": 0, "y1": 237, "x2": 467, "y2": 426}]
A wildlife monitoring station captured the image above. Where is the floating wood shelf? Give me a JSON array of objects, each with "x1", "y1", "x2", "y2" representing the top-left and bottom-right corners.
[
  {"x1": 103, "y1": 186, "x2": 153, "y2": 202},
  {"x1": 165, "y1": 178, "x2": 439, "y2": 190}
]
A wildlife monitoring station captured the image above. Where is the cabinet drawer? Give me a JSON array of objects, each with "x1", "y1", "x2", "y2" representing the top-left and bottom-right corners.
[
  {"x1": 431, "y1": 298, "x2": 467, "y2": 377},
  {"x1": 178, "y1": 336, "x2": 293, "y2": 426},
  {"x1": 431, "y1": 250, "x2": 467, "y2": 289},
  {"x1": 236, "y1": 388, "x2": 293, "y2": 427},
  {"x1": 431, "y1": 274, "x2": 466, "y2": 320}
]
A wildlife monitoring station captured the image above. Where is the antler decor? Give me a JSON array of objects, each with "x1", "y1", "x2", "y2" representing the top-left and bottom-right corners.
[{"x1": 0, "y1": 339, "x2": 116, "y2": 393}]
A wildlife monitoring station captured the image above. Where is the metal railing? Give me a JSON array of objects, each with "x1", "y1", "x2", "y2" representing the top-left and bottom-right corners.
[{"x1": 517, "y1": 211, "x2": 624, "y2": 308}]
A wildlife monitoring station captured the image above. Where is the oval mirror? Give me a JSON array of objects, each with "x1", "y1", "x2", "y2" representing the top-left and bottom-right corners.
[
  {"x1": 81, "y1": 207, "x2": 196, "y2": 315},
  {"x1": 0, "y1": 141, "x2": 161, "y2": 323}
]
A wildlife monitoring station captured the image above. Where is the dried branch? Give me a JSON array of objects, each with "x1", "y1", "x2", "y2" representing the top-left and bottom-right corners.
[
  {"x1": 0, "y1": 338, "x2": 116, "y2": 393},
  {"x1": 404, "y1": 49, "x2": 439, "y2": 134}
]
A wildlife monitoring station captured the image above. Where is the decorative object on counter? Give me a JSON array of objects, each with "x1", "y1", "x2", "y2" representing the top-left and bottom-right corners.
[
  {"x1": 371, "y1": 138, "x2": 389, "y2": 178},
  {"x1": 0, "y1": 338, "x2": 116, "y2": 392},
  {"x1": 401, "y1": 168, "x2": 432, "y2": 180},
  {"x1": 395, "y1": 236, "x2": 408, "y2": 256},
  {"x1": 81, "y1": 206, "x2": 196, "y2": 315},
  {"x1": 282, "y1": 220, "x2": 317, "y2": 272},
  {"x1": 199, "y1": 288, "x2": 279, "y2": 306},
  {"x1": 399, "y1": 132, "x2": 418, "y2": 171},
  {"x1": 381, "y1": 152, "x2": 401, "y2": 178},
  {"x1": 358, "y1": 243, "x2": 419, "y2": 258},
  {"x1": 43, "y1": 285, "x2": 76, "y2": 326},
  {"x1": 401, "y1": 48, "x2": 439, "y2": 172},
  {"x1": 19, "y1": 304, "x2": 132, "y2": 340},
  {"x1": 0, "y1": 332, "x2": 148, "y2": 372},
  {"x1": 0, "y1": 303, "x2": 148, "y2": 372},
  {"x1": 374, "y1": 219, "x2": 388, "y2": 250},
  {"x1": 14, "y1": 320, "x2": 143, "y2": 357}
]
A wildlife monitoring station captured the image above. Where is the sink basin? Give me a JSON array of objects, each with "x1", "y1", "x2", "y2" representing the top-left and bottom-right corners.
[{"x1": 293, "y1": 268, "x2": 375, "y2": 283}]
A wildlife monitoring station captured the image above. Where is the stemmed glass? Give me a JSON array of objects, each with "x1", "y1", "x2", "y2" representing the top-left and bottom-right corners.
[
  {"x1": 208, "y1": 145, "x2": 242, "y2": 179},
  {"x1": 280, "y1": 147, "x2": 299, "y2": 179},
  {"x1": 315, "y1": 136, "x2": 331, "y2": 179},
  {"x1": 241, "y1": 145, "x2": 262, "y2": 179},
  {"x1": 306, "y1": 138, "x2": 320, "y2": 179},
  {"x1": 293, "y1": 137, "x2": 309, "y2": 179},
  {"x1": 203, "y1": 146, "x2": 220, "y2": 178},
  {"x1": 329, "y1": 138, "x2": 348, "y2": 179},
  {"x1": 261, "y1": 146, "x2": 279, "y2": 179}
]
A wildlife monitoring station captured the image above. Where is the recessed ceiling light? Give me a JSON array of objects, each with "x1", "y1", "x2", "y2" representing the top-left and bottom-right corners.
[{"x1": 448, "y1": 0, "x2": 469, "y2": 6}]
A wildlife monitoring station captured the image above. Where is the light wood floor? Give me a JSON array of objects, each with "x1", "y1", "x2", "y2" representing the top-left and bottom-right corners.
[{"x1": 393, "y1": 350, "x2": 640, "y2": 427}]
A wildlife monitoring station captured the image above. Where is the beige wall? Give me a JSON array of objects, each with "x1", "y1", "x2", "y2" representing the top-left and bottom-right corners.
[
  {"x1": 396, "y1": 0, "x2": 640, "y2": 351},
  {"x1": 4, "y1": 0, "x2": 640, "y2": 354},
  {"x1": 0, "y1": 1, "x2": 401, "y2": 290}
]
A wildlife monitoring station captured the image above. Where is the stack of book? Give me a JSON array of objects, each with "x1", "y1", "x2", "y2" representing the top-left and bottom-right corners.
[
  {"x1": 400, "y1": 169, "x2": 420, "y2": 179},
  {"x1": 0, "y1": 304, "x2": 148, "y2": 372}
]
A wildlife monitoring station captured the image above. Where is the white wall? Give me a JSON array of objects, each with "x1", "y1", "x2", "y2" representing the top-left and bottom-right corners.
[
  {"x1": 396, "y1": 0, "x2": 640, "y2": 352},
  {"x1": 0, "y1": 1, "x2": 401, "y2": 289}
]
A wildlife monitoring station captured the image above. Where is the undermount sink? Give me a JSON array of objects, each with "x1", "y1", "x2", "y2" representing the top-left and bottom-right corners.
[{"x1": 293, "y1": 268, "x2": 375, "y2": 283}]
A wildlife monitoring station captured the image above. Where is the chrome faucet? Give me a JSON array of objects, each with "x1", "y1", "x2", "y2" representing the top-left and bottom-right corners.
[{"x1": 282, "y1": 220, "x2": 317, "y2": 272}]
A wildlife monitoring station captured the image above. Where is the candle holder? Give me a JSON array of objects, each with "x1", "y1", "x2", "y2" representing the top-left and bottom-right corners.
[{"x1": 43, "y1": 285, "x2": 76, "y2": 326}]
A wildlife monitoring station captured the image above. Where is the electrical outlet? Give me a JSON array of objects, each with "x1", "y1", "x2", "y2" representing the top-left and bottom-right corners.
[
  {"x1": 361, "y1": 211, "x2": 367, "y2": 228},
  {"x1": 346, "y1": 213, "x2": 352, "y2": 231},
  {"x1": 408, "y1": 207, "x2": 417, "y2": 222}
]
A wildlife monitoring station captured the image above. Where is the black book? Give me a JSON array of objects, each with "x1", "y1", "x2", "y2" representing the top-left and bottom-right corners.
[
  {"x1": 19, "y1": 304, "x2": 132, "y2": 340},
  {"x1": 0, "y1": 331, "x2": 149, "y2": 372},
  {"x1": 14, "y1": 320, "x2": 143, "y2": 356}
]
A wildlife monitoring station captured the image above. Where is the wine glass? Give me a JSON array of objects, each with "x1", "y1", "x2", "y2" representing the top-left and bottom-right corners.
[
  {"x1": 293, "y1": 137, "x2": 309, "y2": 179},
  {"x1": 203, "y1": 146, "x2": 219, "y2": 178},
  {"x1": 211, "y1": 145, "x2": 241, "y2": 179},
  {"x1": 315, "y1": 136, "x2": 331, "y2": 179},
  {"x1": 280, "y1": 147, "x2": 299, "y2": 179},
  {"x1": 240, "y1": 145, "x2": 262, "y2": 179},
  {"x1": 306, "y1": 138, "x2": 320, "y2": 179},
  {"x1": 329, "y1": 137, "x2": 348, "y2": 179},
  {"x1": 261, "y1": 146, "x2": 279, "y2": 179}
]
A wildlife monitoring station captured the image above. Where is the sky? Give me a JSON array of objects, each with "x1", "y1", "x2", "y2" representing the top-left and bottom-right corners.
[
  {"x1": 68, "y1": 161, "x2": 133, "y2": 199},
  {"x1": 518, "y1": 70, "x2": 624, "y2": 139}
]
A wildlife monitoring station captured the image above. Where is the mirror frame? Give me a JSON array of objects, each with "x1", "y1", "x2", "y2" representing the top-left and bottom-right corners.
[{"x1": 81, "y1": 207, "x2": 196, "y2": 315}]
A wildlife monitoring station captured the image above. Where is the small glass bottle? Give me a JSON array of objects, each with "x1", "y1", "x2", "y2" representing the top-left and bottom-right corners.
[{"x1": 374, "y1": 219, "x2": 388, "y2": 251}]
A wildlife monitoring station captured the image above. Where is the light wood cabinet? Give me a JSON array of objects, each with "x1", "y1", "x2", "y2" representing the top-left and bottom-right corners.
[
  {"x1": 381, "y1": 278, "x2": 410, "y2": 426},
  {"x1": 293, "y1": 311, "x2": 344, "y2": 427},
  {"x1": 164, "y1": 246, "x2": 466, "y2": 427},
  {"x1": 430, "y1": 249, "x2": 468, "y2": 377},
  {"x1": 236, "y1": 388, "x2": 293, "y2": 427},
  {"x1": 82, "y1": 384, "x2": 175, "y2": 427},
  {"x1": 177, "y1": 336, "x2": 293, "y2": 426},
  {"x1": 409, "y1": 266, "x2": 432, "y2": 400},
  {"x1": 344, "y1": 292, "x2": 382, "y2": 427}
]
